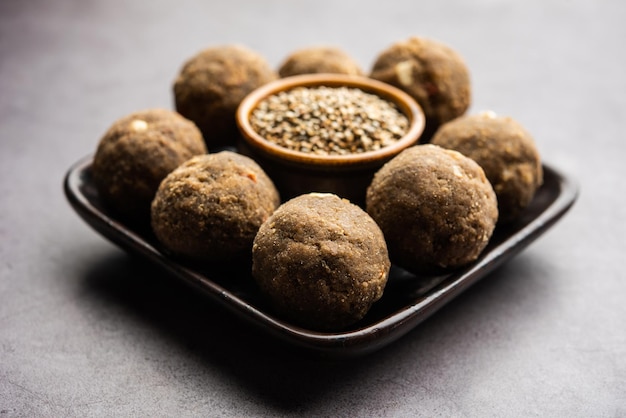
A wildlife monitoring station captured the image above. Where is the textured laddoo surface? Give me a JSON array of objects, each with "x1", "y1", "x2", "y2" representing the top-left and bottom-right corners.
[
  {"x1": 173, "y1": 44, "x2": 277, "y2": 149},
  {"x1": 252, "y1": 193, "x2": 390, "y2": 330},
  {"x1": 366, "y1": 144, "x2": 498, "y2": 274},
  {"x1": 278, "y1": 46, "x2": 363, "y2": 77},
  {"x1": 431, "y1": 112, "x2": 543, "y2": 222},
  {"x1": 151, "y1": 151, "x2": 280, "y2": 262},
  {"x1": 92, "y1": 108, "x2": 206, "y2": 225},
  {"x1": 370, "y1": 36, "x2": 471, "y2": 137}
]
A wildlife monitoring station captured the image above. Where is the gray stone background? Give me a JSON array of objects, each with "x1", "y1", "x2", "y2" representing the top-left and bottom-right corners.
[{"x1": 1, "y1": 0, "x2": 624, "y2": 416}]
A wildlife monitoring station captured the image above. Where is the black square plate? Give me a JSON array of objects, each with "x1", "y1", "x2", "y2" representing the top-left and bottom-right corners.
[{"x1": 64, "y1": 155, "x2": 578, "y2": 356}]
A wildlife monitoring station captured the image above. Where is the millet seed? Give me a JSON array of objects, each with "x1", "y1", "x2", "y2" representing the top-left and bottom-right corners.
[{"x1": 249, "y1": 86, "x2": 409, "y2": 155}]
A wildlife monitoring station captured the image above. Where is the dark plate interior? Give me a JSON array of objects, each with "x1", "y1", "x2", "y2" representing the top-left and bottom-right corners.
[{"x1": 64, "y1": 156, "x2": 578, "y2": 356}]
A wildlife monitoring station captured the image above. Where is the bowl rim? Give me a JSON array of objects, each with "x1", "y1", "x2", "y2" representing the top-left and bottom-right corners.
[{"x1": 236, "y1": 73, "x2": 425, "y2": 167}]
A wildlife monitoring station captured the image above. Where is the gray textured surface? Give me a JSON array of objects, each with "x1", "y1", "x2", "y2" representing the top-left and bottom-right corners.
[{"x1": 1, "y1": 0, "x2": 624, "y2": 416}]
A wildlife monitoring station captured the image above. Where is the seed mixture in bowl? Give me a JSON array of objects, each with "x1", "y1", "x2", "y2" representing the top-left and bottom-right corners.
[{"x1": 249, "y1": 86, "x2": 409, "y2": 155}]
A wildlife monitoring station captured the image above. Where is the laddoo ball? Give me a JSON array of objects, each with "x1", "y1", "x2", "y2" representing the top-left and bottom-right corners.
[
  {"x1": 278, "y1": 46, "x2": 363, "y2": 77},
  {"x1": 366, "y1": 144, "x2": 498, "y2": 275},
  {"x1": 370, "y1": 36, "x2": 471, "y2": 139},
  {"x1": 252, "y1": 193, "x2": 390, "y2": 330},
  {"x1": 92, "y1": 108, "x2": 206, "y2": 225},
  {"x1": 431, "y1": 111, "x2": 543, "y2": 222},
  {"x1": 173, "y1": 45, "x2": 277, "y2": 149},
  {"x1": 151, "y1": 151, "x2": 280, "y2": 262}
]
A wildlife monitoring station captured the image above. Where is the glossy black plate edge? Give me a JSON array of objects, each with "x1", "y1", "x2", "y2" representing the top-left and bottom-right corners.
[{"x1": 63, "y1": 155, "x2": 579, "y2": 357}]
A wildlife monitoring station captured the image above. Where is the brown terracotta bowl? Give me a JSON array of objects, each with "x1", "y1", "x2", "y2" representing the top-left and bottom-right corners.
[{"x1": 236, "y1": 74, "x2": 425, "y2": 205}]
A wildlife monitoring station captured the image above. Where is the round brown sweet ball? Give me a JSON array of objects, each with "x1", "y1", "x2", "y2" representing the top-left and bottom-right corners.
[
  {"x1": 252, "y1": 193, "x2": 390, "y2": 330},
  {"x1": 151, "y1": 151, "x2": 280, "y2": 263},
  {"x1": 366, "y1": 144, "x2": 498, "y2": 275},
  {"x1": 173, "y1": 45, "x2": 278, "y2": 150},
  {"x1": 369, "y1": 36, "x2": 471, "y2": 140},
  {"x1": 92, "y1": 108, "x2": 207, "y2": 225},
  {"x1": 278, "y1": 46, "x2": 363, "y2": 77},
  {"x1": 431, "y1": 112, "x2": 543, "y2": 222}
]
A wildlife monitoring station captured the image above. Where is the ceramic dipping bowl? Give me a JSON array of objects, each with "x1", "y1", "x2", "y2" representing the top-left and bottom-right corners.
[{"x1": 236, "y1": 73, "x2": 425, "y2": 205}]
